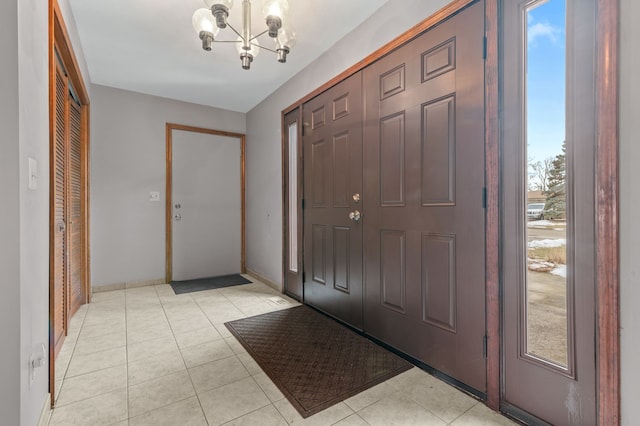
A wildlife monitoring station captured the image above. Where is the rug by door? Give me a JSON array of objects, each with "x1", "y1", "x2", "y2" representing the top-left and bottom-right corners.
[
  {"x1": 170, "y1": 274, "x2": 251, "y2": 295},
  {"x1": 225, "y1": 305, "x2": 412, "y2": 418}
]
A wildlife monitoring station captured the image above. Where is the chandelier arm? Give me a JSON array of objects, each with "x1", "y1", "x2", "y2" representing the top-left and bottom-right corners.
[
  {"x1": 255, "y1": 43, "x2": 278, "y2": 53},
  {"x1": 250, "y1": 29, "x2": 269, "y2": 42},
  {"x1": 225, "y1": 22, "x2": 244, "y2": 40},
  {"x1": 213, "y1": 40, "x2": 243, "y2": 43}
]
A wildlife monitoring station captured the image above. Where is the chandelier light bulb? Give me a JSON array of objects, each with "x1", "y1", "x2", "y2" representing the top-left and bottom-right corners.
[
  {"x1": 263, "y1": 0, "x2": 289, "y2": 37},
  {"x1": 192, "y1": 8, "x2": 216, "y2": 34},
  {"x1": 262, "y1": 0, "x2": 289, "y2": 20},
  {"x1": 204, "y1": 0, "x2": 233, "y2": 8},
  {"x1": 276, "y1": 25, "x2": 296, "y2": 63},
  {"x1": 192, "y1": 8, "x2": 219, "y2": 51}
]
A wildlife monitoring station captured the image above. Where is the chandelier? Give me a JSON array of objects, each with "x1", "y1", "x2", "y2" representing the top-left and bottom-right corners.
[{"x1": 192, "y1": 0, "x2": 296, "y2": 70}]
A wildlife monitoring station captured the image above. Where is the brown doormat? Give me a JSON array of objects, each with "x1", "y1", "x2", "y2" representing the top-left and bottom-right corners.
[{"x1": 225, "y1": 305, "x2": 412, "y2": 418}]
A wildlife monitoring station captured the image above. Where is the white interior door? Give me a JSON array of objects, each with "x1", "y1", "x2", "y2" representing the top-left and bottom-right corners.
[{"x1": 171, "y1": 130, "x2": 241, "y2": 281}]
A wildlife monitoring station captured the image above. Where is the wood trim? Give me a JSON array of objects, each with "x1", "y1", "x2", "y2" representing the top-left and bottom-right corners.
[
  {"x1": 47, "y1": 0, "x2": 56, "y2": 405},
  {"x1": 281, "y1": 111, "x2": 287, "y2": 294},
  {"x1": 166, "y1": 123, "x2": 173, "y2": 283},
  {"x1": 82, "y1": 105, "x2": 91, "y2": 304},
  {"x1": 165, "y1": 123, "x2": 247, "y2": 283},
  {"x1": 484, "y1": 0, "x2": 500, "y2": 411},
  {"x1": 282, "y1": 0, "x2": 478, "y2": 114},
  {"x1": 596, "y1": 0, "x2": 620, "y2": 423}
]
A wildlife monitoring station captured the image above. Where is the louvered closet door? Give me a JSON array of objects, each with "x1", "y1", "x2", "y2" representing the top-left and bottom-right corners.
[
  {"x1": 68, "y1": 98, "x2": 83, "y2": 317},
  {"x1": 52, "y1": 65, "x2": 68, "y2": 357}
]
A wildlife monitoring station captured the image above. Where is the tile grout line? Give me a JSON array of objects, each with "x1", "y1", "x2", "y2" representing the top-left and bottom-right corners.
[{"x1": 153, "y1": 284, "x2": 211, "y2": 425}]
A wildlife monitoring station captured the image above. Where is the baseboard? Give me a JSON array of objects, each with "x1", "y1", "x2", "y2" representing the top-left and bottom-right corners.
[
  {"x1": 92, "y1": 278, "x2": 166, "y2": 293},
  {"x1": 245, "y1": 269, "x2": 282, "y2": 292},
  {"x1": 38, "y1": 394, "x2": 51, "y2": 426}
]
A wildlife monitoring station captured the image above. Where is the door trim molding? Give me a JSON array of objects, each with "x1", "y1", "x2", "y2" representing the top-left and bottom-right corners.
[
  {"x1": 484, "y1": 0, "x2": 500, "y2": 411},
  {"x1": 165, "y1": 123, "x2": 247, "y2": 283},
  {"x1": 595, "y1": 0, "x2": 620, "y2": 422},
  {"x1": 281, "y1": 0, "x2": 478, "y2": 115},
  {"x1": 48, "y1": 0, "x2": 91, "y2": 407}
]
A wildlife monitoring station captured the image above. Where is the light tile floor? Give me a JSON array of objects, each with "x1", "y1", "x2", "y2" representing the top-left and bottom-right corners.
[{"x1": 50, "y1": 278, "x2": 516, "y2": 426}]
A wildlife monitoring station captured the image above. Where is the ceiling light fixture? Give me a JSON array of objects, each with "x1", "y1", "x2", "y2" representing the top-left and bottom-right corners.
[{"x1": 192, "y1": 0, "x2": 296, "y2": 70}]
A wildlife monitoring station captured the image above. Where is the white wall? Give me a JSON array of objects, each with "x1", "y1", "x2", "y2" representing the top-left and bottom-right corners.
[
  {"x1": 0, "y1": 0, "x2": 22, "y2": 423},
  {"x1": 90, "y1": 85, "x2": 246, "y2": 287},
  {"x1": 619, "y1": 0, "x2": 639, "y2": 422},
  {"x1": 245, "y1": 0, "x2": 450, "y2": 286}
]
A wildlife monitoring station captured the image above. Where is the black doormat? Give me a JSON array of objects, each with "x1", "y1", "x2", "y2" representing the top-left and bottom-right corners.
[
  {"x1": 225, "y1": 305, "x2": 412, "y2": 418},
  {"x1": 170, "y1": 274, "x2": 252, "y2": 294}
]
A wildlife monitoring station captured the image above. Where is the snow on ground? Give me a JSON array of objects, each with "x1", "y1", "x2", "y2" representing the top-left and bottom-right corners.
[
  {"x1": 528, "y1": 220, "x2": 557, "y2": 228},
  {"x1": 528, "y1": 238, "x2": 566, "y2": 248},
  {"x1": 551, "y1": 265, "x2": 567, "y2": 278}
]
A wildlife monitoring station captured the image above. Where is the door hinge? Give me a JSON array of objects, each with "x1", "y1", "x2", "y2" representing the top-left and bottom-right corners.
[
  {"x1": 483, "y1": 334, "x2": 488, "y2": 358},
  {"x1": 301, "y1": 198, "x2": 305, "y2": 210},
  {"x1": 301, "y1": 125, "x2": 305, "y2": 136},
  {"x1": 302, "y1": 271, "x2": 306, "y2": 282},
  {"x1": 482, "y1": 36, "x2": 487, "y2": 59},
  {"x1": 482, "y1": 187, "x2": 487, "y2": 209}
]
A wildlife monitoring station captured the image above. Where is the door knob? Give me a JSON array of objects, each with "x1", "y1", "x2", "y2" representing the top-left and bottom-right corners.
[
  {"x1": 348, "y1": 210, "x2": 361, "y2": 222},
  {"x1": 352, "y1": 193, "x2": 360, "y2": 203},
  {"x1": 174, "y1": 213, "x2": 182, "y2": 221}
]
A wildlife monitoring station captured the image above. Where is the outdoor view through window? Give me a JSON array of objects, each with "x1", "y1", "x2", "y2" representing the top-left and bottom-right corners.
[{"x1": 525, "y1": 0, "x2": 568, "y2": 367}]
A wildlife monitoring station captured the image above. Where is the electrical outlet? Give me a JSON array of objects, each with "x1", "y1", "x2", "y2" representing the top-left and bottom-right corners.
[
  {"x1": 28, "y1": 157, "x2": 38, "y2": 190},
  {"x1": 29, "y1": 343, "x2": 46, "y2": 387},
  {"x1": 149, "y1": 191, "x2": 160, "y2": 202}
]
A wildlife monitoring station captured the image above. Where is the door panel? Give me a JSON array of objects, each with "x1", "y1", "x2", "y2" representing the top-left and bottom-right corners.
[
  {"x1": 363, "y1": 1, "x2": 486, "y2": 391},
  {"x1": 52, "y1": 65, "x2": 68, "y2": 357},
  {"x1": 68, "y1": 98, "x2": 83, "y2": 317},
  {"x1": 171, "y1": 131, "x2": 242, "y2": 281},
  {"x1": 303, "y1": 72, "x2": 363, "y2": 330},
  {"x1": 501, "y1": 0, "x2": 596, "y2": 423}
]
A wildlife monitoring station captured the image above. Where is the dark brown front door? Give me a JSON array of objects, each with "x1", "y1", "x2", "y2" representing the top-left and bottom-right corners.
[
  {"x1": 302, "y1": 72, "x2": 364, "y2": 329},
  {"x1": 362, "y1": 2, "x2": 486, "y2": 391}
]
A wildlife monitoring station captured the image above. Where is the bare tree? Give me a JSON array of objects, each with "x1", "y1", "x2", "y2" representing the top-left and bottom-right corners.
[{"x1": 528, "y1": 157, "x2": 553, "y2": 192}]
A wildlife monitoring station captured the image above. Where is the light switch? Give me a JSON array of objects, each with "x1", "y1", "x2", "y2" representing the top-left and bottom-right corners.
[
  {"x1": 149, "y1": 191, "x2": 160, "y2": 202},
  {"x1": 28, "y1": 157, "x2": 38, "y2": 190}
]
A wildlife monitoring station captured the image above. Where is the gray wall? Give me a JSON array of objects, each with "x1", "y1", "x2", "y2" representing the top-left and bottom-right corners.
[
  {"x1": 90, "y1": 85, "x2": 246, "y2": 287},
  {"x1": 620, "y1": 0, "x2": 639, "y2": 422},
  {"x1": 0, "y1": 0, "x2": 22, "y2": 424},
  {"x1": 245, "y1": 0, "x2": 450, "y2": 285},
  {"x1": 17, "y1": 0, "x2": 52, "y2": 422}
]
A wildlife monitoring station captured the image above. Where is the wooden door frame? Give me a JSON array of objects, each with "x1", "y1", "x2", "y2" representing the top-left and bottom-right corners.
[
  {"x1": 165, "y1": 123, "x2": 247, "y2": 283},
  {"x1": 282, "y1": 0, "x2": 620, "y2": 422},
  {"x1": 48, "y1": 0, "x2": 91, "y2": 406}
]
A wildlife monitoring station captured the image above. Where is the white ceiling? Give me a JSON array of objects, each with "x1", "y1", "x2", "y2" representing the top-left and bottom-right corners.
[{"x1": 68, "y1": 0, "x2": 390, "y2": 113}]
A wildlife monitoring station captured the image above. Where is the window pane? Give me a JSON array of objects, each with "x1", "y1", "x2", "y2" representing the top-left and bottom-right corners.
[
  {"x1": 288, "y1": 122, "x2": 298, "y2": 273},
  {"x1": 525, "y1": 0, "x2": 569, "y2": 368}
]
